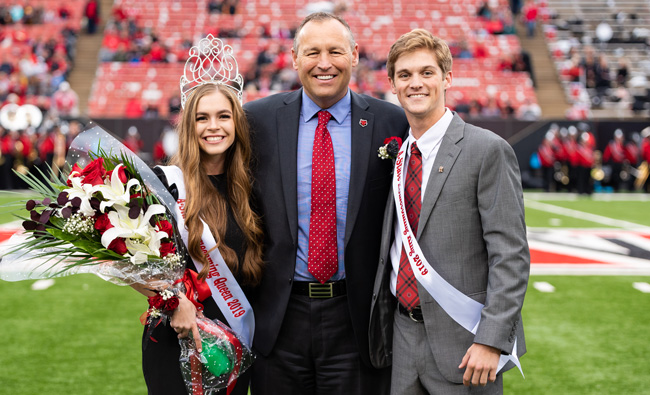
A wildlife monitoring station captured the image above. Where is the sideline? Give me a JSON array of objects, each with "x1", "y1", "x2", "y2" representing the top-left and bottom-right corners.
[
  {"x1": 524, "y1": 199, "x2": 650, "y2": 230},
  {"x1": 524, "y1": 192, "x2": 650, "y2": 201}
]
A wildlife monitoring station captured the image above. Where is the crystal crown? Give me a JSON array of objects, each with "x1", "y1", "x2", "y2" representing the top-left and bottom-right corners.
[{"x1": 180, "y1": 35, "x2": 244, "y2": 108}]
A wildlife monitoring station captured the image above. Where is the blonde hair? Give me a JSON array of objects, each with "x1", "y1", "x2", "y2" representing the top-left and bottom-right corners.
[
  {"x1": 171, "y1": 84, "x2": 264, "y2": 286},
  {"x1": 387, "y1": 29, "x2": 453, "y2": 79}
]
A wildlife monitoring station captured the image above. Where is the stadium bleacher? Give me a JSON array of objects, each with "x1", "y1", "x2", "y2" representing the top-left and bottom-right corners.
[
  {"x1": 541, "y1": 0, "x2": 650, "y2": 116},
  {"x1": 88, "y1": 0, "x2": 539, "y2": 118}
]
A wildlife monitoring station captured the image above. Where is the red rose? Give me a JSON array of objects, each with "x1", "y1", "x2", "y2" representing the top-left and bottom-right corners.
[
  {"x1": 130, "y1": 192, "x2": 142, "y2": 199},
  {"x1": 165, "y1": 297, "x2": 179, "y2": 311},
  {"x1": 108, "y1": 237, "x2": 128, "y2": 255},
  {"x1": 67, "y1": 163, "x2": 83, "y2": 186},
  {"x1": 383, "y1": 136, "x2": 403, "y2": 147},
  {"x1": 94, "y1": 213, "x2": 114, "y2": 234},
  {"x1": 148, "y1": 294, "x2": 164, "y2": 309},
  {"x1": 80, "y1": 158, "x2": 107, "y2": 186},
  {"x1": 117, "y1": 165, "x2": 128, "y2": 183},
  {"x1": 159, "y1": 241, "x2": 176, "y2": 257},
  {"x1": 156, "y1": 219, "x2": 173, "y2": 238}
]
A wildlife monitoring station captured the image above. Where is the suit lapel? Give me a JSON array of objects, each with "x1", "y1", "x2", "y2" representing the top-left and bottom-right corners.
[
  {"x1": 344, "y1": 92, "x2": 373, "y2": 246},
  {"x1": 417, "y1": 114, "x2": 465, "y2": 237},
  {"x1": 276, "y1": 90, "x2": 302, "y2": 244}
]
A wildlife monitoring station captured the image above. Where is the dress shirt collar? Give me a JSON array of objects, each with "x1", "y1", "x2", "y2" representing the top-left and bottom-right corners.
[
  {"x1": 301, "y1": 89, "x2": 351, "y2": 124},
  {"x1": 407, "y1": 108, "x2": 453, "y2": 160}
]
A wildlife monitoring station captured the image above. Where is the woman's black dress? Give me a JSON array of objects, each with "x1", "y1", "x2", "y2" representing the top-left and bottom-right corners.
[{"x1": 143, "y1": 172, "x2": 252, "y2": 395}]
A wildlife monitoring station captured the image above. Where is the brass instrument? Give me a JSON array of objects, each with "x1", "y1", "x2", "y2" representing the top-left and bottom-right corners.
[{"x1": 633, "y1": 162, "x2": 649, "y2": 190}]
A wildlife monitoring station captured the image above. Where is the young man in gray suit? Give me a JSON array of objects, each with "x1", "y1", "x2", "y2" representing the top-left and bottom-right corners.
[
  {"x1": 245, "y1": 12, "x2": 408, "y2": 394},
  {"x1": 369, "y1": 29, "x2": 530, "y2": 394}
]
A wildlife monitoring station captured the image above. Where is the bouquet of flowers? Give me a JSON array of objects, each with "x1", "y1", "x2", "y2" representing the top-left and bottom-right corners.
[{"x1": 0, "y1": 124, "x2": 253, "y2": 394}]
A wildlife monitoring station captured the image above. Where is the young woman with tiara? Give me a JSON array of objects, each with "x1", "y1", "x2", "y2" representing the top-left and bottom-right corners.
[{"x1": 134, "y1": 35, "x2": 264, "y2": 395}]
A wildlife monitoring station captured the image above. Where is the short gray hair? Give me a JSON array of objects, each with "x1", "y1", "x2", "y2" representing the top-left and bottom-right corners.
[{"x1": 293, "y1": 12, "x2": 355, "y2": 53}]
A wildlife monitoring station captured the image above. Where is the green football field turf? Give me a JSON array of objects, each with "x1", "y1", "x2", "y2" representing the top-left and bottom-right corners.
[{"x1": 1, "y1": 192, "x2": 649, "y2": 394}]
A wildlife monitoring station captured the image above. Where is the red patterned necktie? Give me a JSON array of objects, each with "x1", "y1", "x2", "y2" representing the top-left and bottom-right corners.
[
  {"x1": 308, "y1": 110, "x2": 338, "y2": 284},
  {"x1": 396, "y1": 141, "x2": 422, "y2": 310}
]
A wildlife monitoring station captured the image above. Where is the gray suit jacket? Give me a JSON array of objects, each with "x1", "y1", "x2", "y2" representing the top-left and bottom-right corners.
[{"x1": 369, "y1": 113, "x2": 529, "y2": 383}]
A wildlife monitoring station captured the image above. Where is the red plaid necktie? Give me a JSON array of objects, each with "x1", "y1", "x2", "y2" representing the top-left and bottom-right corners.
[
  {"x1": 396, "y1": 141, "x2": 422, "y2": 310},
  {"x1": 308, "y1": 110, "x2": 338, "y2": 284}
]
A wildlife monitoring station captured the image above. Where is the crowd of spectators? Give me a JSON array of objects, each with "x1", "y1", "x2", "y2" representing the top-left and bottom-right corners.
[
  {"x1": 0, "y1": 1, "x2": 87, "y2": 190},
  {"x1": 0, "y1": 27, "x2": 78, "y2": 118},
  {"x1": 0, "y1": 3, "x2": 75, "y2": 25},
  {"x1": 543, "y1": 0, "x2": 650, "y2": 116},
  {"x1": 0, "y1": 119, "x2": 82, "y2": 190},
  {"x1": 93, "y1": 0, "x2": 540, "y2": 119},
  {"x1": 476, "y1": 1, "x2": 517, "y2": 35}
]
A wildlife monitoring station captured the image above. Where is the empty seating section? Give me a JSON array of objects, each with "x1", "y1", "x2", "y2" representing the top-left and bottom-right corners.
[{"x1": 88, "y1": 0, "x2": 537, "y2": 117}]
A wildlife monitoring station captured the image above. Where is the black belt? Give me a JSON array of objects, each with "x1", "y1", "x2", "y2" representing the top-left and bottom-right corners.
[
  {"x1": 292, "y1": 280, "x2": 346, "y2": 298},
  {"x1": 398, "y1": 304, "x2": 424, "y2": 323}
]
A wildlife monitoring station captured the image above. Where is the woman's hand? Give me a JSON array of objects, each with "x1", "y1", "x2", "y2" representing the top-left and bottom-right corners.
[{"x1": 170, "y1": 293, "x2": 203, "y2": 352}]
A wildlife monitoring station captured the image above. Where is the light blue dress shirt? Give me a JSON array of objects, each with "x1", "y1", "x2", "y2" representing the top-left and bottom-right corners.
[{"x1": 294, "y1": 90, "x2": 352, "y2": 282}]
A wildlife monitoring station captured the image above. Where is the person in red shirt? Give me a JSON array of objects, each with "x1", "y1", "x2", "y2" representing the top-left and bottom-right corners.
[
  {"x1": 564, "y1": 127, "x2": 580, "y2": 191},
  {"x1": 84, "y1": 0, "x2": 100, "y2": 34},
  {"x1": 123, "y1": 125, "x2": 143, "y2": 154},
  {"x1": 124, "y1": 94, "x2": 144, "y2": 118},
  {"x1": 576, "y1": 132, "x2": 595, "y2": 194},
  {"x1": 538, "y1": 131, "x2": 556, "y2": 191},
  {"x1": 603, "y1": 129, "x2": 626, "y2": 191},
  {"x1": 522, "y1": 0, "x2": 538, "y2": 37}
]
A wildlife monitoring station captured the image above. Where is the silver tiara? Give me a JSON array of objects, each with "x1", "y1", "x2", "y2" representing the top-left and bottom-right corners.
[{"x1": 180, "y1": 35, "x2": 244, "y2": 108}]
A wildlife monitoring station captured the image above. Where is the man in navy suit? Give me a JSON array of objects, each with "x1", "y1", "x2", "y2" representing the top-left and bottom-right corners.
[{"x1": 244, "y1": 12, "x2": 408, "y2": 395}]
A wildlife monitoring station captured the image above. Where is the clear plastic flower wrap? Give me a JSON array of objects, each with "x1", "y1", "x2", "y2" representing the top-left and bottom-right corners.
[
  {"x1": 0, "y1": 123, "x2": 254, "y2": 393},
  {"x1": 180, "y1": 317, "x2": 255, "y2": 394}
]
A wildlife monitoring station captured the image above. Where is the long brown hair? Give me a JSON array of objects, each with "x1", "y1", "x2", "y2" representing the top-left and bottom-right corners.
[{"x1": 171, "y1": 84, "x2": 264, "y2": 286}]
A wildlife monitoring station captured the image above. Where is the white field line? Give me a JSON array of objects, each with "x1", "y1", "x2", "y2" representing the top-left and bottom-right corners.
[
  {"x1": 524, "y1": 199, "x2": 650, "y2": 230},
  {"x1": 524, "y1": 192, "x2": 650, "y2": 201},
  {"x1": 632, "y1": 282, "x2": 650, "y2": 293},
  {"x1": 533, "y1": 282, "x2": 555, "y2": 292},
  {"x1": 531, "y1": 265, "x2": 650, "y2": 275},
  {"x1": 31, "y1": 279, "x2": 55, "y2": 291}
]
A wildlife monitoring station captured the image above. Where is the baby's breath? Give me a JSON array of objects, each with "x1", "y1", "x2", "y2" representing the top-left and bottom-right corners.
[
  {"x1": 62, "y1": 213, "x2": 95, "y2": 235},
  {"x1": 160, "y1": 289, "x2": 175, "y2": 300},
  {"x1": 163, "y1": 253, "x2": 182, "y2": 268}
]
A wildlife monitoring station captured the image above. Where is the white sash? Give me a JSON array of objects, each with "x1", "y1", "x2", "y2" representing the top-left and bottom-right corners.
[
  {"x1": 392, "y1": 145, "x2": 522, "y2": 375},
  {"x1": 158, "y1": 166, "x2": 254, "y2": 347}
]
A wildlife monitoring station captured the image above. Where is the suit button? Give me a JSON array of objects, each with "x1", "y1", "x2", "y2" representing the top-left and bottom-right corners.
[
  {"x1": 288, "y1": 277, "x2": 292, "y2": 283},
  {"x1": 380, "y1": 258, "x2": 384, "y2": 264},
  {"x1": 372, "y1": 293, "x2": 377, "y2": 300}
]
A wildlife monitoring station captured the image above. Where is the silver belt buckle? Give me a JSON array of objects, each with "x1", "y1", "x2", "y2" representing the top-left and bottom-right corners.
[
  {"x1": 409, "y1": 308, "x2": 423, "y2": 323},
  {"x1": 308, "y1": 282, "x2": 333, "y2": 298}
]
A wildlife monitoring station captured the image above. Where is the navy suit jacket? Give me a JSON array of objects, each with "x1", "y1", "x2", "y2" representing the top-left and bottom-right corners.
[{"x1": 244, "y1": 89, "x2": 408, "y2": 366}]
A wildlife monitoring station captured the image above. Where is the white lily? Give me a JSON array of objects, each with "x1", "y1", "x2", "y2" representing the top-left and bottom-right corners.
[
  {"x1": 101, "y1": 203, "x2": 166, "y2": 252},
  {"x1": 125, "y1": 240, "x2": 155, "y2": 264},
  {"x1": 125, "y1": 230, "x2": 168, "y2": 264},
  {"x1": 95, "y1": 164, "x2": 142, "y2": 212},
  {"x1": 62, "y1": 175, "x2": 103, "y2": 217}
]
